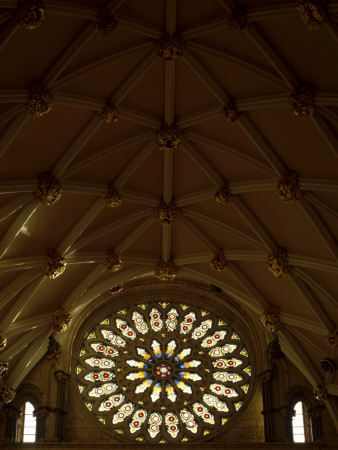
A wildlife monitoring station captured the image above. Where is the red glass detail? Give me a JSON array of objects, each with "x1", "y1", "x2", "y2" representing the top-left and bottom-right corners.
[{"x1": 155, "y1": 362, "x2": 172, "y2": 377}]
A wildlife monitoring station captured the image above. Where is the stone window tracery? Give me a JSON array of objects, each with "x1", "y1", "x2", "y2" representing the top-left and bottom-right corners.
[{"x1": 76, "y1": 301, "x2": 252, "y2": 443}]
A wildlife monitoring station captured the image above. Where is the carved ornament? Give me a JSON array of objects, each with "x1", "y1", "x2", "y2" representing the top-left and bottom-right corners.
[
  {"x1": 223, "y1": 104, "x2": 240, "y2": 123},
  {"x1": 42, "y1": 249, "x2": 66, "y2": 279},
  {"x1": 16, "y1": 0, "x2": 46, "y2": 29},
  {"x1": 320, "y1": 358, "x2": 336, "y2": 374},
  {"x1": 157, "y1": 124, "x2": 181, "y2": 151},
  {"x1": 25, "y1": 82, "x2": 53, "y2": 117},
  {"x1": 155, "y1": 202, "x2": 179, "y2": 225},
  {"x1": 267, "y1": 247, "x2": 290, "y2": 278},
  {"x1": 288, "y1": 86, "x2": 314, "y2": 118},
  {"x1": 157, "y1": 34, "x2": 185, "y2": 60},
  {"x1": 278, "y1": 172, "x2": 303, "y2": 202},
  {"x1": 267, "y1": 337, "x2": 284, "y2": 358},
  {"x1": 215, "y1": 183, "x2": 232, "y2": 205},
  {"x1": 51, "y1": 307, "x2": 72, "y2": 333},
  {"x1": 297, "y1": 1, "x2": 328, "y2": 31},
  {"x1": 210, "y1": 252, "x2": 227, "y2": 271},
  {"x1": 35, "y1": 172, "x2": 62, "y2": 206},
  {"x1": 261, "y1": 306, "x2": 281, "y2": 332},
  {"x1": 46, "y1": 336, "x2": 61, "y2": 359},
  {"x1": 100, "y1": 103, "x2": 119, "y2": 124},
  {"x1": 313, "y1": 384, "x2": 328, "y2": 400},
  {"x1": 155, "y1": 260, "x2": 177, "y2": 281},
  {"x1": 0, "y1": 361, "x2": 9, "y2": 377},
  {"x1": 104, "y1": 183, "x2": 122, "y2": 207},
  {"x1": 95, "y1": 8, "x2": 118, "y2": 35},
  {"x1": 104, "y1": 249, "x2": 122, "y2": 272},
  {"x1": 0, "y1": 333, "x2": 7, "y2": 351},
  {"x1": 227, "y1": 8, "x2": 248, "y2": 31},
  {"x1": 0, "y1": 385, "x2": 16, "y2": 404},
  {"x1": 326, "y1": 328, "x2": 338, "y2": 348}
]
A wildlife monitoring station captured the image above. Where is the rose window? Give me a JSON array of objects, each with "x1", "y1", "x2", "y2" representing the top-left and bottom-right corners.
[{"x1": 76, "y1": 302, "x2": 252, "y2": 443}]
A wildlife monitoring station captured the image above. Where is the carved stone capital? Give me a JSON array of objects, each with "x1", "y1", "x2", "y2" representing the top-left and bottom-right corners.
[
  {"x1": 0, "y1": 361, "x2": 9, "y2": 377},
  {"x1": 104, "y1": 184, "x2": 122, "y2": 207},
  {"x1": 326, "y1": 328, "x2": 338, "y2": 347},
  {"x1": 157, "y1": 124, "x2": 181, "y2": 151},
  {"x1": 227, "y1": 8, "x2": 248, "y2": 31},
  {"x1": 16, "y1": 0, "x2": 46, "y2": 29},
  {"x1": 278, "y1": 171, "x2": 303, "y2": 202},
  {"x1": 104, "y1": 250, "x2": 122, "y2": 272},
  {"x1": 54, "y1": 370, "x2": 71, "y2": 383},
  {"x1": 258, "y1": 369, "x2": 273, "y2": 384},
  {"x1": 157, "y1": 34, "x2": 185, "y2": 60},
  {"x1": 0, "y1": 385, "x2": 16, "y2": 404},
  {"x1": 95, "y1": 8, "x2": 118, "y2": 35},
  {"x1": 288, "y1": 86, "x2": 315, "y2": 118},
  {"x1": 215, "y1": 184, "x2": 232, "y2": 205},
  {"x1": 223, "y1": 104, "x2": 240, "y2": 123},
  {"x1": 42, "y1": 249, "x2": 66, "y2": 279},
  {"x1": 25, "y1": 82, "x2": 53, "y2": 117},
  {"x1": 267, "y1": 247, "x2": 290, "y2": 278},
  {"x1": 267, "y1": 337, "x2": 284, "y2": 358},
  {"x1": 35, "y1": 172, "x2": 62, "y2": 206},
  {"x1": 99, "y1": 103, "x2": 119, "y2": 124},
  {"x1": 297, "y1": 0, "x2": 328, "y2": 31},
  {"x1": 33, "y1": 406, "x2": 49, "y2": 418},
  {"x1": 51, "y1": 307, "x2": 72, "y2": 333},
  {"x1": 0, "y1": 332, "x2": 7, "y2": 351},
  {"x1": 261, "y1": 306, "x2": 281, "y2": 333},
  {"x1": 210, "y1": 252, "x2": 227, "y2": 271},
  {"x1": 155, "y1": 202, "x2": 179, "y2": 225},
  {"x1": 155, "y1": 260, "x2": 177, "y2": 281},
  {"x1": 320, "y1": 358, "x2": 336, "y2": 373},
  {"x1": 313, "y1": 384, "x2": 328, "y2": 400}
]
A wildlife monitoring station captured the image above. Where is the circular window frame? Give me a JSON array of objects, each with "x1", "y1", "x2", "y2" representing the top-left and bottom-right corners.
[{"x1": 70, "y1": 279, "x2": 263, "y2": 444}]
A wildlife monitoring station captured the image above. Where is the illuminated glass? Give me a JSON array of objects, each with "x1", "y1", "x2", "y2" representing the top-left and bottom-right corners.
[{"x1": 77, "y1": 301, "x2": 251, "y2": 443}]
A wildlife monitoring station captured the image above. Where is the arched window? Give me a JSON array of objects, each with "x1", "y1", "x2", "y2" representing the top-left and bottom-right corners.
[
  {"x1": 16, "y1": 401, "x2": 37, "y2": 443},
  {"x1": 292, "y1": 401, "x2": 312, "y2": 443}
]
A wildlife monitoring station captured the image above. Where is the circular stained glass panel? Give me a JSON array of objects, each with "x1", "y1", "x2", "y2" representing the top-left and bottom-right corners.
[{"x1": 76, "y1": 302, "x2": 252, "y2": 443}]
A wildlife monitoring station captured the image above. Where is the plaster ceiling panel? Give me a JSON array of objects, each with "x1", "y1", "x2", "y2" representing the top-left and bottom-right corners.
[
  {"x1": 56, "y1": 51, "x2": 152, "y2": 100},
  {"x1": 257, "y1": 17, "x2": 338, "y2": 91},
  {"x1": 119, "y1": 221, "x2": 162, "y2": 256},
  {"x1": 191, "y1": 117, "x2": 273, "y2": 163},
  {"x1": 234, "y1": 260, "x2": 319, "y2": 322},
  {"x1": 170, "y1": 220, "x2": 214, "y2": 256},
  {"x1": 190, "y1": 50, "x2": 284, "y2": 100},
  {"x1": 176, "y1": 0, "x2": 224, "y2": 30},
  {"x1": 240, "y1": 190, "x2": 336, "y2": 260},
  {"x1": 2, "y1": 193, "x2": 93, "y2": 258},
  {"x1": 187, "y1": 138, "x2": 274, "y2": 182},
  {"x1": 116, "y1": 0, "x2": 165, "y2": 29},
  {"x1": 0, "y1": 16, "x2": 86, "y2": 88},
  {"x1": 120, "y1": 61, "x2": 164, "y2": 117},
  {"x1": 246, "y1": 108, "x2": 338, "y2": 178},
  {"x1": 0, "y1": 107, "x2": 94, "y2": 179},
  {"x1": 175, "y1": 58, "x2": 223, "y2": 117}
]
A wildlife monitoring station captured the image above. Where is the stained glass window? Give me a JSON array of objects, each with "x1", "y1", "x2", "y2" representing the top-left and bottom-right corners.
[{"x1": 77, "y1": 302, "x2": 252, "y2": 442}]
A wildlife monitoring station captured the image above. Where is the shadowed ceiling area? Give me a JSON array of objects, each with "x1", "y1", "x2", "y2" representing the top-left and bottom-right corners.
[{"x1": 0, "y1": 0, "x2": 337, "y2": 426}]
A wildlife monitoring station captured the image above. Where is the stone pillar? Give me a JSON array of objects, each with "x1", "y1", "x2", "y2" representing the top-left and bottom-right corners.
[
  {"x1": 34, "y1": 406, "x2": 49, "y2": 441},
  {"x1": 259, "y1": 370, "x2": 274, "y2": 441},
  {"x1": 307, "y1": 405, "x2": 324, "y2": 441},
  {"x1": 54, "y1": 371, "x2": 70, "y2": 441},
  {"x1": 4, "y1": 404, "x2": 21, "y2": 441},
  {"x1": 279, "y1": 406, "x2": 294, "y2": 441}
]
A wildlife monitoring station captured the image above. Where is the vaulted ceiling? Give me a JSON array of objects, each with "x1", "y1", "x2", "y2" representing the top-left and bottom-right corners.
[{"x1": 0, "y1": 0, "x2": 337, "y2": 426}]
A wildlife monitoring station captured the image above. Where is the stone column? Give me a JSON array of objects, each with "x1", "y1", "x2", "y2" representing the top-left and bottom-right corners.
[
  {"x1": 54, "y1": 371, "x2": 70, "y2": 440},
  {"x1": 34, "y1": 406, "x2": 49, "y2": 441},
  {"x1": 279, "y1": 406, "x2": 294, "y2": 441},
  {"x1": 258, "y1": 370, "x2": 274, "y2": 441},
  {"x1": 4, "y1": 404, "x2": 21, "y2": 441},
  {"x1": 307, "y1": 405, "x2": 324, "y2": 441}
]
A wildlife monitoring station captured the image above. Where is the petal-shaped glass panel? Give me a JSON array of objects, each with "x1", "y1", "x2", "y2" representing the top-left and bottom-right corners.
[
  {"x1": 166, "y1": 383, "x2": 177, "y2": 402},
  {"x1": 113, "y1": 402, "x2": 134, "y2": 424},
  {"x1": 180, "y1": 409, "x2": 198, "y2": 433},
  {"x1": 126, "y1": 371, "x2": 149, "y2": 380},
  {"x1": 151, "y1": 383, "x2": 162, "y2": 402},
  {"x1": 101, "y1": 330, "x2": 126, "y2": 347},
  {"x1": 136, "y1": 347, "x2": 154, "y2": 362},
  {"x1": 166, "y1": 308, "x2": 178, "y2": 331},
  {"x1": 212, "y1": 358, "x2": 242, "y2": 369},
  {"x1": 180, "y1": 312, "x2": 196, "y2": 334},
  {"x1": 178, "y1": 372, "x2": 202, "y2": 381},
  {"x1": 88, "y1": 383, "x2": 118, "y2": 397},
  {"x1": 84, "y1": 371, "x2": 114, "y2": 382},
  {"x1": 202, "y1": 393, "x2": 229, "y2": 412},
  {"x1": 98, "y1": 393, "x2": 125, "y2": 411},
  {"x1": 90, "y1": 343, "x2": 119, "y2": 357},
  {"x1": 209, "y1": 384, "x2": 238, "y2": 397},
  {"x1": 165, "y1": 412, "x2": 179, "y2": 438},
  {"x1": 135, "y1": 379, "x2": 153, "y2": 394},
  {"x1": 173, "y1": 348, "x2": 191, "y2": 361},
  {"x1": 151, "y1": 339, "x2": 162, "y2": 358},
  {"x1": 201, "y1": 331, "x2": 227, "y2": 348},
  {"x1": 85, "y1": 357, "x2": 115, "y2": 369},
  {"x1": 132, "y1": 311, "x2": 149, "y2": 334},
  {"x1": 193, "y1": 403, "x2": 215, "y2": 424},
  {"x1": 208, "y1": 344, "x2": 237, "y2": 358},
  {"x1": 130, "y1": 409, "x2": 147, "y2": 433},
  {"x1": 174, "y1": 379, "x2": 192, "y2": 394},
  {"x1": 115, "y1": 319, "x2": 136, "y2": 340},
  {"x1": 148, "y1": 412, "x2": 162, "y2": 438},
  {"x1": 165, "y1": 339, "x2": 177, "y2": 359},
  {"x1": 191, "y1": 319, "x2": 213, "y2": 340},
  {"x1": 126, "y1": 359, "x2": 149, "y2": 369},
  {"x1": 150, "y1": 308, "x2": 162, "y2": 331}
]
